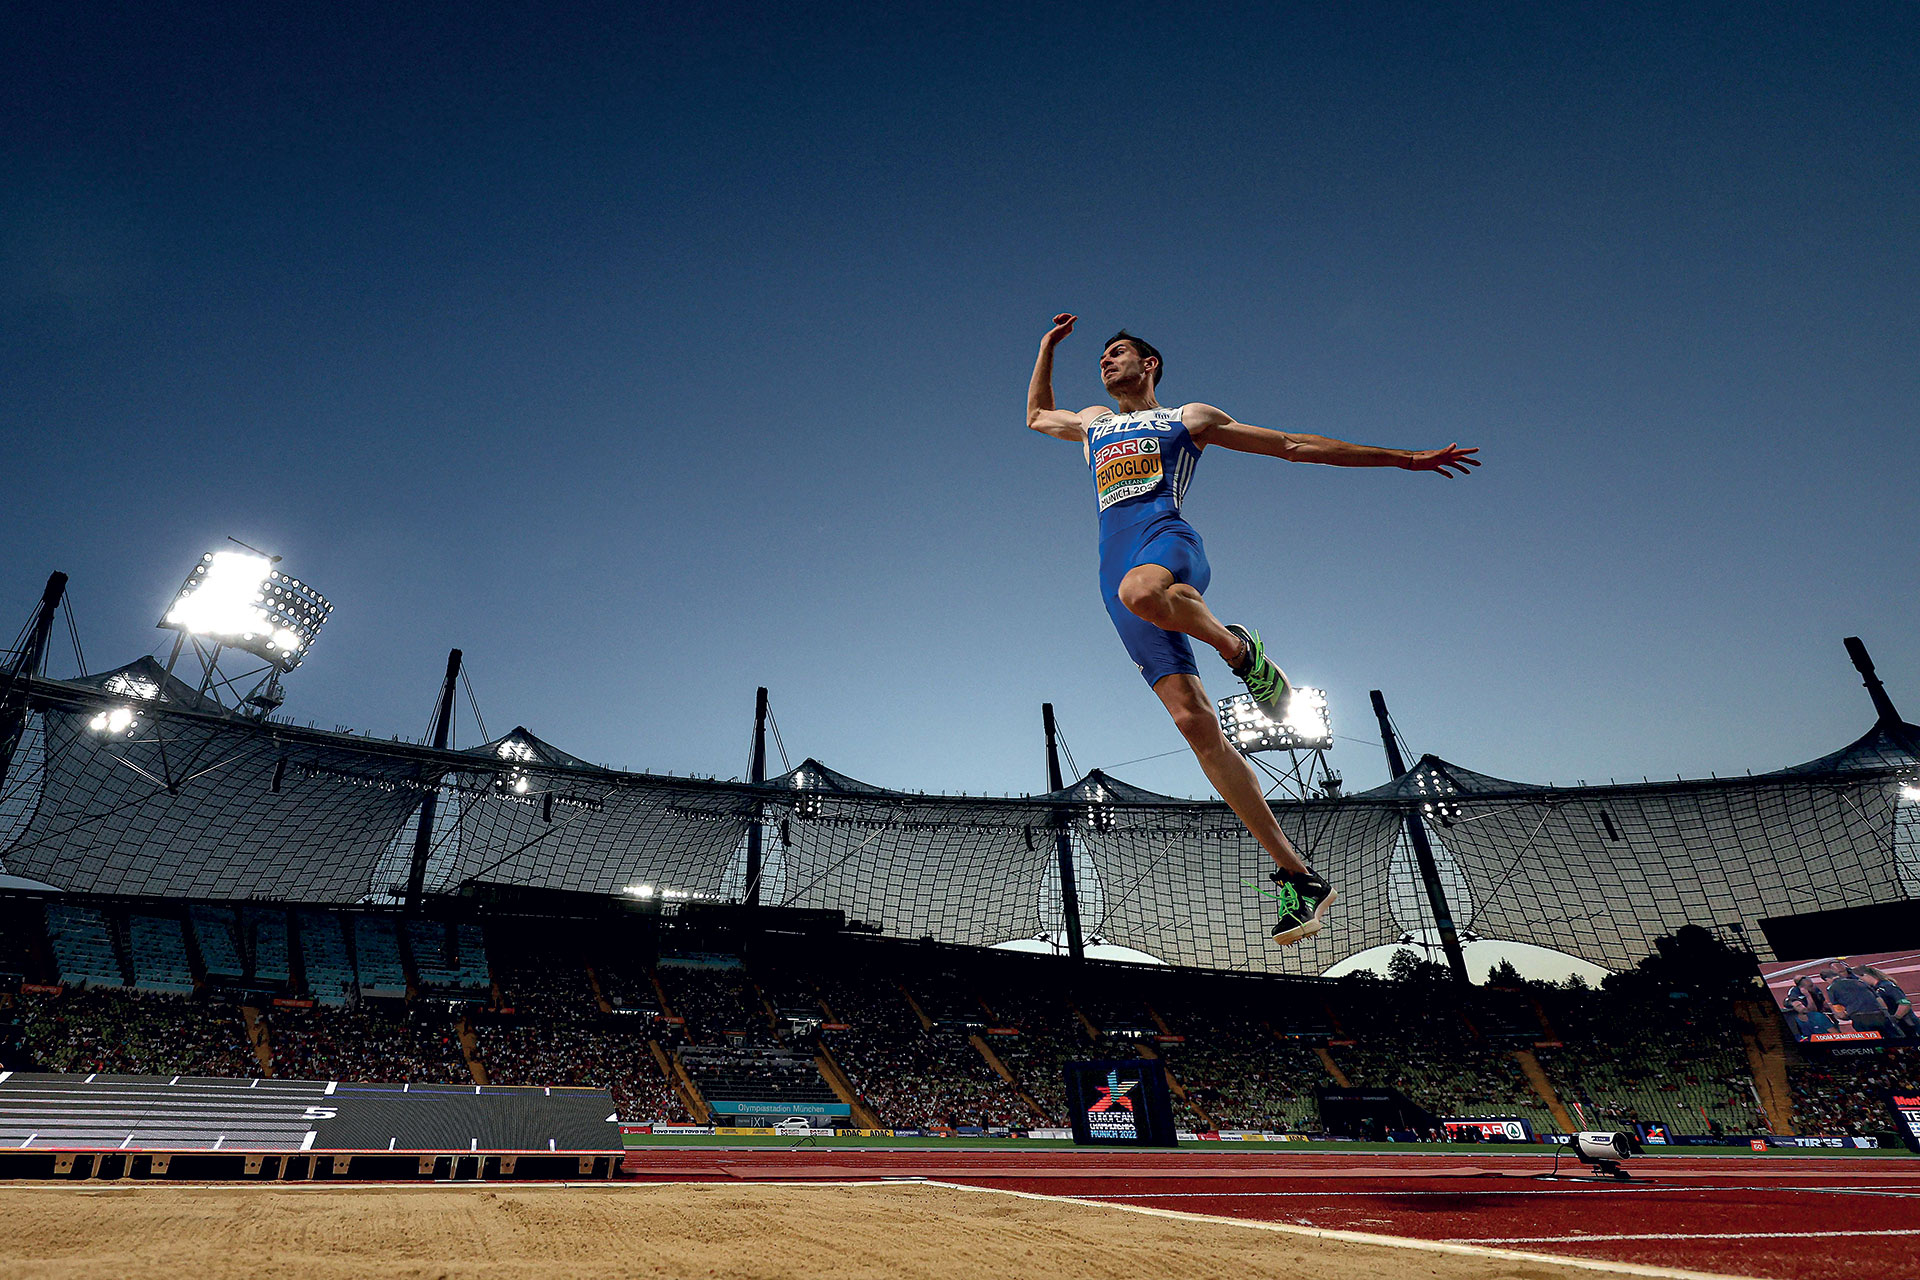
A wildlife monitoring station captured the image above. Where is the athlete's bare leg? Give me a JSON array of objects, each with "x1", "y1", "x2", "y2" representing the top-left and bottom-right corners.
[
  {"x1": 1117, "y1": 565, "x2": 1245, "y2": 666},
  {"x1": 1150, "y1": 672, "x2": 1309, "y2": 875}
]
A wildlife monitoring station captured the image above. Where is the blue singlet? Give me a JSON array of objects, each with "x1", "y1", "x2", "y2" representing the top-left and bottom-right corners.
[{"x1": 1085, "y1": 407, "x2": 1211, "y2": 686}]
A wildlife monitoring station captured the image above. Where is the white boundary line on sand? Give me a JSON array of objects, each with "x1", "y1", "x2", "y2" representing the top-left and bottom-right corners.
[
  {"x1": 919, "y1": 1180, "x2": 1766, "y2": 1280},
  {"x1": 1467, "y1": 1229, "x2": 1920, "y2": 1244}
]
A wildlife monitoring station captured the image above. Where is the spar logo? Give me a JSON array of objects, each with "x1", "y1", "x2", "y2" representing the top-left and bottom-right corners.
[{"x1": 1094, "y1": 437, "x2": 1160, "y2": 467}]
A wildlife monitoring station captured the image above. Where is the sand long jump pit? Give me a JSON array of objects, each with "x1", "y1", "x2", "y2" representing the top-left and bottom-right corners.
[{"x1": 0, "y1": 1180, "x2": 1721, "y2": 1280}]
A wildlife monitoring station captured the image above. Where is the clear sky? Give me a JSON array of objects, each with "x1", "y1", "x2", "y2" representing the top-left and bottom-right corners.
[{"x1": 4, "y1": 3, "x2": 1915, "y2": 799}]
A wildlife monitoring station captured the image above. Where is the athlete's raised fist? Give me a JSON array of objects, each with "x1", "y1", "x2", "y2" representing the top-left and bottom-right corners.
[
  {"x1": 1403, "y1": 444, "x2": 1481, "y2": 478},
  {"x1": 1042, "y1": 313, "x2": 1077, "y2": 346}
]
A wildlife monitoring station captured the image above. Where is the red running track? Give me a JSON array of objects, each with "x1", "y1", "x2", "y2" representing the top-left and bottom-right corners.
[{"x1": 619, "y1": 1148, "x2": 1920, "y2": 1279}]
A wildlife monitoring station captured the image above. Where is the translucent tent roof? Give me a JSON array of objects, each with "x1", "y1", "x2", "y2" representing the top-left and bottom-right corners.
[{"x1": 3, "y1": 657, "x2": 1915, "y2": 975}]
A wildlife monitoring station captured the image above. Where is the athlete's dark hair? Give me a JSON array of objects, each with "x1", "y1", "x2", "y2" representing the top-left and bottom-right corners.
[{"x1": 1104, "y1": 330, "x2": 1163, "y2": 387}]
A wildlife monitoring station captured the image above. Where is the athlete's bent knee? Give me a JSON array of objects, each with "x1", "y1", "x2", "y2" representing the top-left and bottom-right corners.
[
  {"x1": 1118, "y1": 576, "x2": 1167, "y2": 622},
  {"x1": 1167, "y1": 703, "x2": 1219, "y2": 744}
]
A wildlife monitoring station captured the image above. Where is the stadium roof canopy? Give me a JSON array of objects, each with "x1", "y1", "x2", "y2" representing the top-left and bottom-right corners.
[{"x1": 2, "y1": 659, "x2": 1914, "y2": 975}]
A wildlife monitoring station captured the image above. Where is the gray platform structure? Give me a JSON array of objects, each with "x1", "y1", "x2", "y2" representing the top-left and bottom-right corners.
[
  {"x1": 0, "y1": 1071, "x2": 622, "y2": 1181},
  {"x1": 3, "y1": 645, "x2": 1915, "y2": 976}
]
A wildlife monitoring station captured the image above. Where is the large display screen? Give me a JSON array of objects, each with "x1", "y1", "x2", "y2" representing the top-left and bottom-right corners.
[
  {"x1": 1061, "y1": 1059, "x2": 1177, "y2": 1147},
  {"x1": 1760, "y1": 950, "x2": 1920, "y2": 1044}
]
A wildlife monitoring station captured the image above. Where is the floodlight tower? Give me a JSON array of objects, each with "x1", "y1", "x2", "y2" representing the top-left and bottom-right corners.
[
  {"x1": 156, "y1": 544, "x2": 332, "y2": 718},
  {"x1": 1216, "y1": 686, "x2": 1341, "y2": 801},
  {"x1": 0, "y1": 572, "x2": 68, "y2": 787}
]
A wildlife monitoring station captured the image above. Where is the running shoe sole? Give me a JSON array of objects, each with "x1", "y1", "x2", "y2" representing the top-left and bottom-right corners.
[{"x1": 1270, "y1": 888, "x2": 1339, "y2": 947}]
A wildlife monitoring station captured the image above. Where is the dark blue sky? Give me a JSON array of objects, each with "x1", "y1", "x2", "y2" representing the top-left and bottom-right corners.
[{"x1": 4, "y1": 2, "x2": 1915, "y2": 797}]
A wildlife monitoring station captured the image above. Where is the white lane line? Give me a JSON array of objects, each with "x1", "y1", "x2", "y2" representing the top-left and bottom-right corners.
[
  {"x1": 324, "y1": 1082, "x2": 336, "y2": 1096},
  {"x1": 921, "y1": 1181, "x2": 1760, "y2": 1280},
  {"x1": 300, "y1": 1132, "x2": 317, "y2": 1151},
  {"x1": 1466, "y1": 1229, "x2": 1920, "y2": 1244}
]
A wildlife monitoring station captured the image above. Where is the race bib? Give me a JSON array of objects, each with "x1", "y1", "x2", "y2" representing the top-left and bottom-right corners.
[{"x1": 1094, "y1": 437, "x2": 1163, "y2": 510}]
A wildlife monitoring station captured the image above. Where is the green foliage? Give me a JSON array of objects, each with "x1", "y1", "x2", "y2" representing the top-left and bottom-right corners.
[{"x1": 1387, "y1": 948, "x2": 1452, "y2": 986}]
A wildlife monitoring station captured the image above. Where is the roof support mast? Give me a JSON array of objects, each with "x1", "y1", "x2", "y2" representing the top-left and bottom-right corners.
[
  {"x1": 1370, "y1": 689, "x2": 1470, "y2": 985},
  {"x1": 1043, "y1": 702, "x2": 1086, "y2": 962},
  {"x1": 0, "y1": 572, "x2": 68, "y2": 788},
  {"x1": 404, "y1": 648, "x2": 462, "y2": 912},
  {"x1": 744, "y1": 686, "x2": 768, "y2": 906},
  {"x1": 1845, "y1": 637, "x2": 1916, "y2": 754}
]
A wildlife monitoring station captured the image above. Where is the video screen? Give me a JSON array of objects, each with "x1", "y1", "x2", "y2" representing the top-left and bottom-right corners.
[{"x1": 1760, "y1": 950, "x2": 1920, "y2": 1044}]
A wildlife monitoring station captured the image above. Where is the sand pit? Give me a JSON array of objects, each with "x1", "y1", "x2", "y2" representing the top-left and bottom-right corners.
[{"x1": 0, "y1": 1181, "x2": 1684, "y2": 1280}]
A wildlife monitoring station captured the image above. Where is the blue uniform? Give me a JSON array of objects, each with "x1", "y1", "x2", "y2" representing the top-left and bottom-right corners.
[{"x1": 1086, "y1": 407, "x2": 1211, "y2": 685}]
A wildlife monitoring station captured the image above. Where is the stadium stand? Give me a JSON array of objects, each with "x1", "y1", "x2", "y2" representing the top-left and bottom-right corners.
[
  {"x1": 350, "y1": 914, "x2": 408, "y2": 999},
  {"x1": 657, "y1": 958, "x2": 769, "y2": 1045},
  {"x1": 1788, "y1": 1051, "x2": 1920, "y2": 1136},
  {"x1": 127, "y1": 913, "x2": 196, "y2": 993},
  {"x1": 249, "y1": 906, "x2": 291, "y2": 986},
  {"x1": 189, "y1": 903, "x2": 245, "y2": 982},
  {"x1": 678, "y1": 1045, "x2": 839, "y2": 1108},
  {"x1": 470, "y1": 922, "x2": 688, "y2": 1123},
  {"x1": 1, "y1": 885, "x2": 1912, "y2": 1143},
  {"x1": 44, "y1": 903, "x2": 124, "y2": 987},
  {"x1": 812, "y1": 963, "x2": 1028, "y2": 1129},
  {"x1": 1153, "y1": 1003, "x2": 1327, "y2": 1132},
  {"x1": 405, "y1": 918, "x2": 490, "y2": 997},
  {"x1": 1534, "y1": 990, "x2": 1763, "y2": 1134},
  {"x1": 16, "y1": 987, "x2": 256, "y2": 1077},
  {"x1": 293, "y1": 909, "x2": 354, "y2": 1005},
  {"x1": 262, "y1": 1002, "x2": 471, "y2": 1084}
]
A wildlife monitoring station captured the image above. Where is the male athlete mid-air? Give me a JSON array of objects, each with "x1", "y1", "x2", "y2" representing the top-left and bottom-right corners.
[{"x1": 1026, "y1": 313, "x2": 1479, "y2": 945}]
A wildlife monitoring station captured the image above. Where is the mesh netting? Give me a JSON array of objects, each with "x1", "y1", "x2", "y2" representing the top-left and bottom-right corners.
[{"x1": 3, "y1": 660, "x2": 1914, "y2": 974}]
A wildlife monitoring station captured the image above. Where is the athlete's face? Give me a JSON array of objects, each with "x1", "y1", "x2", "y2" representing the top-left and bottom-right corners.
[{"x1": 1100, "y1": 341, "x2": 1155, "y2": 392}]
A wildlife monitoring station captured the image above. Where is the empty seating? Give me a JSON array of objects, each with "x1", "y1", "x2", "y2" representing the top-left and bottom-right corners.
[
  {"x1": 405, "y1": 919, "x2": 490, "y2": 996},
  {"x1": 351, "y1": 914, "x2": 407, "y2": 998},
  {"x1": 679, "y1": 1045, "x2": 838, "y2": 1108},
  {"x1": 44, "y1": 903, "x2": 124, "y2": 987},
  {"x1": 249, "y1": 907, "x2": 291, "y2": 985},
  {"x1": 294, "y1": 909, "x2": 355, "y2": 1005},
  {"x1": 127, "y1": 914, "x2": 195, "y2": 993},
  {"x1": 189, "y1": 904, "x2": 244, "y2": 981}
]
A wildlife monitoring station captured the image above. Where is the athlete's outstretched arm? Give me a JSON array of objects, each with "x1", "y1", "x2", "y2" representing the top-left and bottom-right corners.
[
  {"x1": 1027, "y1": 313, "x2": 1091, "y2": 441},
  {"x1": 1181, "y1": 403, "x2": 1479, "y2": 476}
]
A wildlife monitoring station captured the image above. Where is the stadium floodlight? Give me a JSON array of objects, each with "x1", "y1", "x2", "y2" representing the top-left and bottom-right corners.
[
  {"x1": 102, "y1": 673, "x2": 161, "y2": 701},
  {"x1": 157, "y1": 550, "x2": 331, "y2": 672},
  {"x1": 86, "y1": 706, "x2": 139, "y2": 736},
  {"x1": 1902, "y1": 783, "x2": 1920, "y2": 804},
  {"x1": 1217, "y1": 686, "x2": 1333, "y2": 753}
]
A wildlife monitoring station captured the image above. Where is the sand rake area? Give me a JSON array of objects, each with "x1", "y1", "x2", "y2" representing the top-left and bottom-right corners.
[{"x1": 0, "y1": 1180, "x2": 1715, "y2": 1280}]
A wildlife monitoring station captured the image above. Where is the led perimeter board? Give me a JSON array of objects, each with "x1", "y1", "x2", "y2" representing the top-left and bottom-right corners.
[{"x1": 1062, "y1": 1059, "x2": 1177, "y2": 1147}]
